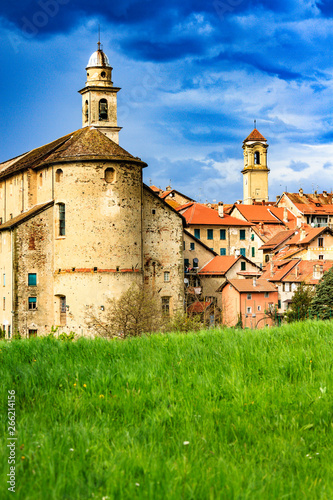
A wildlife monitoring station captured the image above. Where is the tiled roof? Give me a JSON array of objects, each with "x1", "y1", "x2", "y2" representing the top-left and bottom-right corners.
[
  {"x1": 149, "y1": 185, "x2": 161, "y2": 192},
  {"x1": 198, "y1": 256, "x2": 240, "y2": 275},
  {"x1": 226, "y1": 279, "x2": 277, "y2": 293},
  {"x1": 287, "y1": 226, "x2": 332, "y2": 245},
  {"x1": 244, "y1": 128, "x2": 267, "y2": 142},
  {"x1": 259, "y1": 230, "x2": 296, "y2": 250},
  {"x1": 252, "y1": 223, "x2": 290, "y2": 243},
  {"x1": 283, "y1": 192, "x2": 333, "y2": 215},
  {"x1": 281, "y1": 260, "x2": 333, "y2": 284},
  {"x1": 179, "y1": 203, "x2": 253, "y2": 226},
  {"x1": 0, "y1": 127, "x2": 146, "y2": 180},
  {"x1": 261, "y1": 259, "x2": 300, "y2": 282},
  {"x1": 0, "y1": 201, "x2": 54, "y2": 231},
  {"x1": 233, "y1": 205, "x2": 285, "y2": 224},
  {"x1": 187, "y1": 301, "x2": 212, "y2": 313}
]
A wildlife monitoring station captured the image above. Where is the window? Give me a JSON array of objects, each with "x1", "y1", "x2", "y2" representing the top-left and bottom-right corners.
[
  {"x1": 251, "y1": 234, "x2": 254, "y2": 241},
  {"x1": 2, "y1": 325, "x2": 5, "y2": 335},
  {"x1": 194, "y1": 229, "x2": 200, "y2": 239},
  {"x1": 284, "y1": 283, "x2": 290, "y2": 292},
  {"x1": 28, "y1": 330, "x2": 37, "y2": 338},
  {"x1": 164, "y1": 272, "x2": 170, "y2": 282},
  {"x1": 264, "y1": 292, "x2": 269, "y2": 298},
  {"x1": 193, "y1": 258, "x2": 199, "y2": 268},
  {"x1": 55, "y1": 169, "x2": 63, "y2": 182},
  {"x1": 251, "y1": 247, "x2": 255, "y2": 258},
  {"x1": 254, "y1": 151, "x2": 260, "y2": 165},
  {"x1": 190, "y1": 242, "x2": 195, "y2": 251},
  {"x1": 183, "y1": 241, "x2": 185, "y2": 250},
  {"x1": 240, "y1": 248, "x2": 246, "y2": 257},
  {"x1": 162, "y1": 297, "x2": 170, "y2": 317},
  {"x1": 28, "y1": 297, "x2": 37, "y2": 310},
  {"x1": 265, "y1": 254, "x2": 270, "y2": 263},
  {"x1": 28, "y1": 273, "x2": 37, "y2": 286},
  {"x1": 318, "y1": 237, "x2": 324, "y2": 247},
  {"x1": 8, "y1": 325, "x2": 11, "y2": 338},
  {"x1": 220, "y1": 248, "x2": 226, "y2": 256},
  {"x1": 2, "y1": 274, "x2": 5, "y2": 287},
  {"x1": 241, "y1": 261, "x2": 246, "y2": 271},
  {"x1": 257, "y1": 305, "x2": 261, "y2": 311},
  {"x1": 184, "y1": 258, "x2": 189, "y2": 267},
  {"x1": 220, "y1": 229, "x2": 226, "y2": 240},
  {"x1": 2, "y1": 297, "x2": 5, "y2": 310},
  {"x1": 319, "y1": 255, "x2": 324, "y2": 260},
  {"x1": 59, "y1": 203, "x2": 65, "y2": 236},
  {"x1": 247, "y1": 293, "x2": 252, "y2": 300},
  {"x1": 240, "y1": 230, "x2": 246, "y2": 240},
  {"x1": 152, "y1": 209, "x2": 156, "y2": 215},
  {"x1": 99, "y1": 99, "x2": 108, "y2": 120},
  {"x1": 105, "y1": 168, "x2": 115, "y2": 183},
  {"x1": 278, "y1": 300, "x2": 281, "y2": 309},
  {"x1": 247, "y1": 307, "x2": 252, "y2": 314},
  {"x1": 207, "y1": 229, "x2": 213, "y2": 240}
]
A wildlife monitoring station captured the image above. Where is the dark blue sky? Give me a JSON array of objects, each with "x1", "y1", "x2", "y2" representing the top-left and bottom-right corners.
[{"x1": 1, "y1": 0, "x2": 333, "y2": 202}]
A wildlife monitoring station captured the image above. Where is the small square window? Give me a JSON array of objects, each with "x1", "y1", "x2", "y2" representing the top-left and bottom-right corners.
[
  {"x1": 247, "y1": 307, "x2": 252, "y2": 314},
  {"x1": 257, "y1": 305, "x2": 261, "y2": 311},
  {"x1": 152, "y1": 209, "x2": 156, "y2": 215},
  {"x1": 207, "y1": 229, "x2": 213, "y2": 240},
  {"x1": 220, "y1": 248, "x2": 226, "y2": 256},
  {"x1": 247, "y1": 294, "x2": 252, "y2": 300},
  {"x1": 190, "y1": 242, "x2": 195, "y2": 251},
  {"x1": 264, "y1": 292, "x2": 269, "y2": 298},
  {"x1": 240, "y1": 248, "x2": 246, "y2": 257},
  {"x1": 164, "y1": 272, "x2": 170, "y2": 282},
  {"x1": 28, "y1": 297, "x2": 37, "y2": 310},
  {"x1": 28, "y1": 273, "x2": 37, "y2": 286},
  {"x1": 319, "y1": 255, "x2": 324, "y2": 260}
]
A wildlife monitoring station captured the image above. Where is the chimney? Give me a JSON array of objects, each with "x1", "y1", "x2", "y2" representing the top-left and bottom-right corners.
[
  {"x1": 283, "y1": 207, "x2": 288, "y2": 223},
  {"x1": 300, "y1": 228, "x2": 306, "y2": 241},
  {"x1": 296, "y1": 217, "x2": 302, "y2": 228},
  {"x1": 218, "y1": 201, "x2": 224, "y2": 218},
  {"x1": 166, "y1": 185, "x2": 172, "y2": 191},
  {"x1": 299, "y1": 188, "x2": 303, "y2": 196},
  {"x1": 270, "y1": 257, "x2": 274, "y2": 277},
  {"x1": 323, "y1": 190, "x2": 327, "y2": 197}
]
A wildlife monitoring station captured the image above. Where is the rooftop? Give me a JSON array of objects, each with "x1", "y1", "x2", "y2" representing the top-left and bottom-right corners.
[{"x1": 178, "y1": 202, "x2": 253, "y2": 227}]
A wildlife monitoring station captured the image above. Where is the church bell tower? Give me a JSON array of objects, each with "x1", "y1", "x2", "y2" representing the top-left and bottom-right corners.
[
  {"x1": 242, "y1": 126, "x2": 269, "y2": 205},
  {"x1": 78, "y1": 42, "x2": 122, "y2": 143}
]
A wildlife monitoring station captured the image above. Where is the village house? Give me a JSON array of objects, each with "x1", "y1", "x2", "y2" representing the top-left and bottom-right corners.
[
  {"x1": 0, "y1": 45, "x2": 185, "y2": 338},
  {"x1": 178, "y1": 202, "x2": 253, "y2": 258},
  {"x1": 276, "y1": 189, "x2": 333, "y2": 228},
  {"x1": 220, "y1": 278, "x2": 278, "y2": 328}
]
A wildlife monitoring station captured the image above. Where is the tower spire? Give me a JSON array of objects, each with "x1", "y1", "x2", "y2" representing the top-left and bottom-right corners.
[{"x1": 97, "y1": 24, "x2": 101, "y2": 50}]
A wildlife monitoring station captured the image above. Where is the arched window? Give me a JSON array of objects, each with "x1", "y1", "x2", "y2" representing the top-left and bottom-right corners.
[
  {"x1": 55, "y1": 169, "x2": 63, "y2": 183},
  {"x1": 84, "y1": 100, "x2": 88, "y2": 123},
  {"x1": 254, "y1": 151, "x2": 260, "y2": 165},
  {"x1": 99, "y1": 99, "x2": 108, "y2": 121},
  {"x1": 105, "y1": 168, "x2": 115, "y2": 183}
]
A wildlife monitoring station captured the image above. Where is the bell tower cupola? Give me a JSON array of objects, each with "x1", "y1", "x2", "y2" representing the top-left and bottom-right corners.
[
  {"x1": 242, "y1": 126, "x2": 269, "y2": 205},
  {"x1": 78, "y1": 43, "x2": 122, "y2": 144}
]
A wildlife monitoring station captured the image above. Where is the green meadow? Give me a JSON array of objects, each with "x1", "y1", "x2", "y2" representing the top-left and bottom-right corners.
[{"x1": 1, "y1": 321, "x2": 333, "y2": 499}]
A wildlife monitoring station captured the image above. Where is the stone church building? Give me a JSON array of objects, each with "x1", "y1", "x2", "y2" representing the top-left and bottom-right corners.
[{"x1": 0, "y1": 45, "x2": 184, "y2": 338}]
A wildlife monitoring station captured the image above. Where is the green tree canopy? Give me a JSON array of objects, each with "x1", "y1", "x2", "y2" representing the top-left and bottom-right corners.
[
  {"x1": 285, "y1": 282, "x2": 314, "y2": 323},
  {"x1": 310, "y1": 267, "x2": 333, "y2": 320}
]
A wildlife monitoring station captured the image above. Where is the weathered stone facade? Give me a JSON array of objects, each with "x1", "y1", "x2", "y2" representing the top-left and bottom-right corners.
[{"x1": 0, "y1": 47, "x2": 184, "y2": 338}]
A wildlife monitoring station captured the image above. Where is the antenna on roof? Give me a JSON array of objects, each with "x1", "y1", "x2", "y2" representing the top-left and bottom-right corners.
[{"x1": 254, "y1": 119, "x2": 257, "y2": 129}]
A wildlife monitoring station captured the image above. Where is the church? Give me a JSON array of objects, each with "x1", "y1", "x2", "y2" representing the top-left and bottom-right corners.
[{"x1": 0, "y1": 44, "x2": 185, "y2": 338}]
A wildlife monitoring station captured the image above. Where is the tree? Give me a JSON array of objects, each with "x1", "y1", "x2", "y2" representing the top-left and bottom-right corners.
[
  {"x1": 285, "y1": 282, "x2": 315, "y2": 323},
  {"x1": 85, "y1": 284, "x2": 162, "y2": 338},
  {"x1": 310, "y1": 267, "x2": 333, "y2": 320}
]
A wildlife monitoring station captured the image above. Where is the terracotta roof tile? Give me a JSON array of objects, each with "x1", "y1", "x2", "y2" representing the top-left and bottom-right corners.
[
  {"x1": 244, "y1": 128, "x2": 267, "y2": 142},
  {"x1": 226, "y1": 279, "x2": 277, "y2": 293},
  {"x1": 198, "y1": 256, "x2": 240, "y2": 275},
  {"x1": 180, "y1": 203, "x2": 252, "y2": 226},
  {"x1": 259, "y1": 230, "x2": 296, "y2": 250},
  {"x1": 234, "y1": 205, "x2": 285, "y2": 224},
  {"x1": 0, "y1": 127, "x2": 146, "y2": 180},
  {"x1": 0, "y1": 201, "x2": 54, "y2": 231}
]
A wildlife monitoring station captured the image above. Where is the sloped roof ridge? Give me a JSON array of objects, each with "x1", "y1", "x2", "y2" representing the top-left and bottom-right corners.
[{"x1": 244, "y1": 128, "x2": 267, "y2": 142}]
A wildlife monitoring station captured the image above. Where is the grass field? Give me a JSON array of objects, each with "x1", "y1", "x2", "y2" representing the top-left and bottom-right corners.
[{"x1": 1, "y1": 321, "x2": 333, "y2": 499}]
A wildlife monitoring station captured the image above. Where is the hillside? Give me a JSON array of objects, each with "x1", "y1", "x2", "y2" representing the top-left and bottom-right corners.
[{"x1": 1, "y1": 322, "x2": 333, "y2": 499}]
